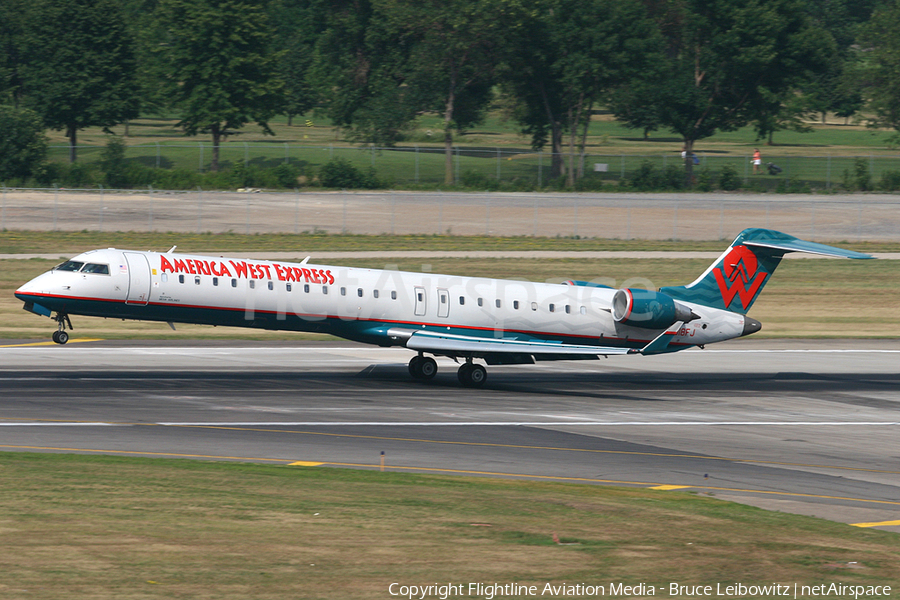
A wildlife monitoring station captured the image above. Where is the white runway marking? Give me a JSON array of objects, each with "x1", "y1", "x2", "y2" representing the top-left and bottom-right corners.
[{"x1": 1, "y1": 421, "x2": 896, "y2": 427}]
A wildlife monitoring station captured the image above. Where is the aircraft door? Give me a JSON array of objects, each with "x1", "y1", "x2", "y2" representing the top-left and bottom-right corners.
[
  {"x1": 414, "y1": 286, "x2": 426, "y2": 316},
  {"x1": 124, "y1": 252, "x2": 151, "y2": 305},
  {"x1": 437, "y1": 288, "x2": 450, "y2": 318}
]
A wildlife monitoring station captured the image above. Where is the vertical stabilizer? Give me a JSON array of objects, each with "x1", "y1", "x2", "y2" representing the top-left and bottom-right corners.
[{"x1": 660, "y1": 228, "x2": 872, "y2": 314}]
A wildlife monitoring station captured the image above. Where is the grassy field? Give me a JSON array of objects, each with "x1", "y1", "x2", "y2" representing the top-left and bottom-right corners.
[
  {"x1": 2, "y1": 232, "x2": 897, "y2": 340},
  {"x1": 32, "y1": 111, "x2": 900, "y2": 190},
  {"x1": 1, "y1": 453, "x2": 897, "y2": 600}
]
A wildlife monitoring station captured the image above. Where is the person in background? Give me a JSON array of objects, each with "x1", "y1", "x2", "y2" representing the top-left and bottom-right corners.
[{"x1": 753, "y1": 148, "x2": 762, "y2": 174}]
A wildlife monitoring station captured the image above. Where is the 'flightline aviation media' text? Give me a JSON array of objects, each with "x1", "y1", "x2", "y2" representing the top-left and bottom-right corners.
[{"x1": 388, "y1": 582, "x2": 892, "y2": 600}]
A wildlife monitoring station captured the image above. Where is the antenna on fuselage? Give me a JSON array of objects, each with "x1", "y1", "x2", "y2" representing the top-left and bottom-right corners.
[
  {"x1": 166, "y1": 245, "x2": 177, "y2": 254},
  {"x1": 300, "y1": 256, "x2": 311, "y2": 264}
]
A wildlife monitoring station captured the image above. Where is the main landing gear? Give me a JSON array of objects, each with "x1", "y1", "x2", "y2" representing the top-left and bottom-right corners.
[
  {"x1": 51, "y1": 313, "x2": 72, "y2": 345},
  {"x1": 407, "y1": 354, "x2": 487, "y2": 388}
]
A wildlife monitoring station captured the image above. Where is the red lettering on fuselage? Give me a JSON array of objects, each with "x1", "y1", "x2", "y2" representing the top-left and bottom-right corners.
[{"x1": 158, "y1": 255, "x2": 333, "y2": 285}]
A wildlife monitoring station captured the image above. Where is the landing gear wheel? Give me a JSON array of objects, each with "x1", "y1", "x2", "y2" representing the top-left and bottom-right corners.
[
  {"x1": 408, "y1": 356, "x2": 437, "y2": 380},
  {"x1": 52, "y1": 330, "x2": 68, "y2": 345},
  {"x1": 457, "y1": 363, "x2": 486, "y2": 388}
]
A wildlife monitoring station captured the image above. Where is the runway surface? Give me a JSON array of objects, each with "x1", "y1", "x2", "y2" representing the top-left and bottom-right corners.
[{"x1": 1, "y1": 338, "x2": 898, "y2": 532}]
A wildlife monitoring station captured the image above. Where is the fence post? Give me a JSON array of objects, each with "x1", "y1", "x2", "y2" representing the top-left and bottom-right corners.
[
  {"x1": 148, "y1": 185, "x2": 154, "y2": 231},
  {"x1": 496, "y1": 147, "x2": 501, "y2": 181},
  {"x1": 244, "y1": 142, "x2": 249, "y2": 166},
  {"x1": 415, "y1": 145, "x2": 419, "y2": 184},
  {"x1": 1, "y1": 185, "x2": 5, "y2": 230},
  {"x1": 156, "y1": 142, "x2": 161, "y2": 169},
  {"x1": 99, "y1": 184, "x2": 104, "y2": 232},
  {"x1": 533, "y1": 196, "x2": 538, "y2": 237},
  {"x1": 284, "y1": 142, "x2": 289, "y2": 164},
  {"x1": 538, "y1": 149, "x2": 543, "y2": 188},
  {"x1": 573, "y1": 198, "x2": 578, "y2": 237},
  {"x1": 485, "y1": 195, "x2": 490, "y2": 235},
  {"x1": 455, "y1": 146, "x2": 460, "y2": 185},
  {"x1": 197, "y1": 186, "x2": 203, "y2": 233},
  {"x1": 342, "y1": 191, "x2": 347, "y2": 234},
  {"x1": 53, "y1": 183, "x2": 58, "y2": 231},
  {"x1": 295, "y1": 188, "x2": 300, "y2": 234},
  {"x1": 672, "y1": 199, "x2": 678, "y2": 240}
]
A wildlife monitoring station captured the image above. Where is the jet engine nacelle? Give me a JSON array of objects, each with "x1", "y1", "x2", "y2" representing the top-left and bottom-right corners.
[{"x1": 612, "y1": 288, "x2": 695, "y2": 329}]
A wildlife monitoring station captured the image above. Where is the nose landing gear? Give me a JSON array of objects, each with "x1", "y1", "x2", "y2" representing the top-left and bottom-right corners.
[{"x1": 51, "y1": 313, "x2": 73, "y2": 344}]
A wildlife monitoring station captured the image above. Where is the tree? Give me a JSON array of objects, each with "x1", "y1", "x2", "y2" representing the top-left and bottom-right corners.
[
  {"x1": 504, "y1": 0, "x2": 662, "y2": 183},
  {"x1": 269, "y1": 0, "x2": 319, "y2": 126},
  {"x1": 307, "y1": 0, "x2": 407, "y2": 146},
  {"x1": 0, "y1": 106, "x2": 47, "y2": 181},
  {"x1": 615, "y1": 0, "x2": 832, "y2": 184},
  {"x1": 859, "y1": 1, "x2": 900, "y2": 145},
  {"x1": 21, "y1": 0, "x2": 140, "y2": 162},
  {"x1": 0, "y1": 0, "x2": 28, "y2": 107},
  {"x1": 152, "y1": 0, "x2": 283, "y2": 171},
  {"x1": 380, "y1": 0, "x2": 515, "y2": 185}
]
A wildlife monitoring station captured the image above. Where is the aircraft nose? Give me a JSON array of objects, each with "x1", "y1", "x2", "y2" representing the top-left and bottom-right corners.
[{"x1": 742, "y1": 317, "x2": 762, "y2": 336}]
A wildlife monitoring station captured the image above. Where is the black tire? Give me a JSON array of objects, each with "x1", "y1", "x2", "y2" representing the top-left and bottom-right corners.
[
  {"x1": 459, "y1": 363, "x2": 486, "y2": 388},
  {"x1": 408, "y1": 356, "x2": 422, "y2": 378},
  {"x1": 417, "y1": 357, "x2": 437, "y2": 380},
  {"x1": 56, "y1": 331, "x2": 69, "y2": 345}
]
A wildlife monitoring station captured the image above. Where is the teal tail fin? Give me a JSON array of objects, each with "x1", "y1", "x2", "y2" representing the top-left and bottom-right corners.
[{"x1": 660, "y1": 228, "x2": 873, "y2": 315}]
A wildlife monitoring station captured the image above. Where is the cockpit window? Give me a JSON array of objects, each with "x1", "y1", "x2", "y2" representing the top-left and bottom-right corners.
[
  {"x1": 82, "y1": 263, "x2": 110, "y2": 274},
  {"x1": 56, "y1": 261, "x2": 84, "y2": 272}
]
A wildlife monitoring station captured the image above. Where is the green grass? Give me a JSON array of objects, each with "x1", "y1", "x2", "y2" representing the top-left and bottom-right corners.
[
  {"x1": 0, "y1": 452, "x2": 897, "y2": 600},
  {"x1": 31, "y1": 111, "x2": 900, "y2": 191}
]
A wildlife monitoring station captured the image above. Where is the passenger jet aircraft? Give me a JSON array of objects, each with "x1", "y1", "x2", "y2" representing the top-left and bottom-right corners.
[{"x1": 15, "y1": 228, "x2": 871, "y2": 387}]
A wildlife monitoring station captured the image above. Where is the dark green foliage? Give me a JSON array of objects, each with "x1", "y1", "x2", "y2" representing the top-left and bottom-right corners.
[
  {"x1": 842, "y1": 157, "x2": 871, "y2": 191},
  {"x1": 21, "y1": 0, "x2": 140, "y2": 162},
  {"x1": 460, "y1": 170, "x2": 500, "y2": 191},
  {"x1": 878, "y1": 170, "x2": 900, "y2": 191},
  {"x1": 623, "y1": 160, "x2": 683, "y2": 191},
  {"x1": 718, "y1": 164, "x2": 741, "y2": 191},
  {"x1": 318, "y1": 157, "x2": 380, "y2": 189},
  {"x1": 100, "y1": 137, "x2": 128, "y2": 188},
  {"x1": 0, "y1": 106, "x2": 47, "y2": 181},
  {"x1": 151, "y1": 0, "x2": 283, "y2": 171}
]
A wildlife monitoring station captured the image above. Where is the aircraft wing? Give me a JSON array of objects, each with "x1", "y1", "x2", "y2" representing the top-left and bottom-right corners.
[{"x1": 404, "y1": 329, "x2": 631, "y2": 359}]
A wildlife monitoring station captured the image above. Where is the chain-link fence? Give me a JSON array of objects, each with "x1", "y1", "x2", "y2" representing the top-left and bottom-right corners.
[
  {"x1": 45, "y1": 143, "x2": 900, "y2": 191},
  {"x1": 4, "y1": 187, "x2": 900, "y2": 241}
]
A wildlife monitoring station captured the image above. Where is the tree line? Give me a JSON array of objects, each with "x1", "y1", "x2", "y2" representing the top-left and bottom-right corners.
[{"x1": 1, "y1": 0, "x2": 898, "y2": 187}]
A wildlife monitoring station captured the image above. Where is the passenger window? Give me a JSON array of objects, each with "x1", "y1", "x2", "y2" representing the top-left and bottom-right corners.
[
  {"x1": 358, "y1": 288, "x2": 363, "y2": 297},
  {"x1": 287, "y1": 283, "x2": 292, "y2": 292},
  {"x1": 322, "y1": 286, "x2": 328, "y2": 294},
  {"x1": 213, "y1": 277, "x2": 218, "y2": 286},
  {"x1": 231, "y1": 279, "x2": 237, "y2": 288},
  {"x1": 459, "y1": 296, "x2": 465, "y2": 305},
  {"x1": 417, "y1": 292, "x2": 424, "y2": 302},
  {"x1": 249, "y1": 280, "x2": 255, "y2": 289},
  {"x1": 161, "y1": 273, "x2": 168, "y2": 283},
  {"x1": 268, "y1": 281, "x2": 274, "y2": 291},
  {"x1": 549, "y1": 303, "x2": 555, "y2": 312},
  {"x1": 341, "y1": 287, "x2": 346, "y2": 296},
  {"x1": 304, "y1": 284, "x2": 310, "y2": 293},
  {"x1": 373, "y1": 289, "x2": 379, "y2": 298},
  {"x1": 495, "y1": 299, "x2": 501, "y2": 308},
  {"x1": 391, "y1": 290, "x2": 397, "y2": 300},
  {"x1": 513, "y1": 300, "x2": 519, "y2": 310},
  {"x1": 580, "y1": 306, "x2": 586, "y2": 315},
  {"x1": 565, "y1": 305, "x2": 571, "y2": 314},
  {"x1": 195, "y1": 276, "x2": 201, "y2": 285},
  {"x1": 178, "y1": 274, "x2": 185, "y2": 284},
  {"x1": 531, "y1": 302, "x2": 538, "y2": 311},
  {"x1": 477, "y1": 298, "x2": 483, "y2": 307}
]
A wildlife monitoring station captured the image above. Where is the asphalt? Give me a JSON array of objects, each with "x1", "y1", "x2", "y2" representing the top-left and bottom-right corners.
[{"x1": 1, "y1": 338, "x2": 897, "y2": 533}]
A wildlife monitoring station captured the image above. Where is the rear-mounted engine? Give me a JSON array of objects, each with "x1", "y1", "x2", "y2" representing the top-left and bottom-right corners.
[{"x1": 612, "y1": 288, "x2": 697, "y2": 329}]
